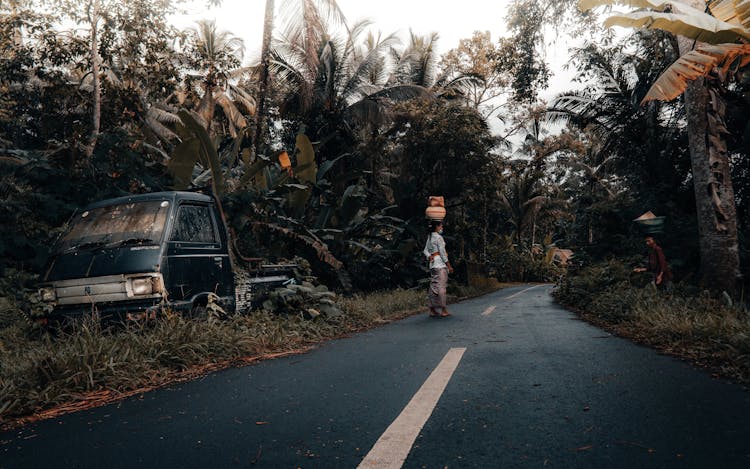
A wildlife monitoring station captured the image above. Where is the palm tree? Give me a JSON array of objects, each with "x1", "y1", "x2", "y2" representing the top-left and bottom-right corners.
[
  {"x1": 547, "y1": 35, "x2": 685, "y2": 190},
  {"x1": 580, "y1": 0, "x2": 747, "y2": 293},
  {"x1": 500, "y1": 160, "x2": 550, "y2": 248},
  {"x1": 389, "y1": 30, "x2": 440, "y2": 88},
  {"x1": 253, "y1": 0, "x2": 275, "y2": 161},
  {"x1": 272, "y1": 11, "x2": 427, "y2": 155},
  {"x1": 182, "y1": 19, "x2": 253, "y2": 136}
]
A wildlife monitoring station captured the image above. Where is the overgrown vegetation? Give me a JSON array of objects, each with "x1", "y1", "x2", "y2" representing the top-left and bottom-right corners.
[
  {"x1": 4, "y1": 0, "x2": 750, "y2": 427},
  {"x1": 0, "y1": 288, "x2": 430, "y2": 425},
  {"x1": 555, "y1": 260, "x2": 750, "y2": 384}
]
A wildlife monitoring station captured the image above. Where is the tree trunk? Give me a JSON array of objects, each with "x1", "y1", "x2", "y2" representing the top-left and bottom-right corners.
[
  {"x1": 678, "y1": 35, "x2": 740, "y2": 294},
  {"x1": 253, "y1": 0, "x2": 274, "y2": 161},
  {"x1": 84, "y1": 0, "x2": 101, "y2": 160}
]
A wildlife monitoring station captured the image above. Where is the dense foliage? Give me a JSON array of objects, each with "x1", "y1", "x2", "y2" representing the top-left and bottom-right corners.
[
  {"x1": 4, "y1": 0, "x2": 750, "y2": 424},
  {"x1": 2, "y1": 0, "x2": 750, "y2": 302}
]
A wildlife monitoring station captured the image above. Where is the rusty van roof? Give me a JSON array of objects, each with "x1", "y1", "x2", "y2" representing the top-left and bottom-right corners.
[{"x1": 82, "y1": 191, "x2": 213, "y2": 210}]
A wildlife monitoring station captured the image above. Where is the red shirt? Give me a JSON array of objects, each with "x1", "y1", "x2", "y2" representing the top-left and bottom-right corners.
[{"x1": 648, "y1": 245, "x2": 673, "y2": 281}]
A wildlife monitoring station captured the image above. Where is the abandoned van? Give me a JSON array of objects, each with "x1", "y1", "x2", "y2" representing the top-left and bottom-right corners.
[{"x1": 37, "y1": 191, "x2": 291, "y2": 321}]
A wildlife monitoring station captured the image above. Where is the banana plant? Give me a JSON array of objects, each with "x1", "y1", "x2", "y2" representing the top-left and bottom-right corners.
[
  {"x1": 579, "y1": 0, "x2": 750, "y2": 102},
  {"x1": 287, "y1": 133, "x2": 317, "y2": 216},
  {"x1": 579, "y1": 0, "x2": 746, "y2": 292},
  {"x1": 167, "y1": 109, "x2": 273, "y2": 195}
]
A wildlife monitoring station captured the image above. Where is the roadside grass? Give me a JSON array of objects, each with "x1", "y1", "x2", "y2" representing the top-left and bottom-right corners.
[
  {"x1": 555, "y1": 260, "x2": 750, "y2": 386},
  {"x1": 0, "y1": 283, "x2": 501, "y2": 427}
]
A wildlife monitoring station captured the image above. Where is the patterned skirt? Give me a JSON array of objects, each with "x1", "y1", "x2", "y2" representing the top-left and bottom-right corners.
[{"x1": 428, "y1": 267, "x2": 448, "y2": 308}]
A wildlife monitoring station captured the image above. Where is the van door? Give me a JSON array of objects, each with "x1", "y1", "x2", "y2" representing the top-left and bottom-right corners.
[{"x1": 164, "y1": 203, "x2": 229, "y2": 307}]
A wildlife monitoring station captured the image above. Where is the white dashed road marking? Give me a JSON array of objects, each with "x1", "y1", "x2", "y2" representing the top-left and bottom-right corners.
[
  {"x1": 504, "y1": 284, "x2": 541, "y2": 300},
  {"x1": 481, "y1": 285, "x2": 542, "y2": 317},
  {"x1": 358, "y1": 347, "x2": 467, "y2": 468}
]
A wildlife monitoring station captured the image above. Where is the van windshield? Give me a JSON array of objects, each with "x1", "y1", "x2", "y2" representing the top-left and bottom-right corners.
[{"x1": 59, "y1": 200, "x2": 170, "y2": 252}]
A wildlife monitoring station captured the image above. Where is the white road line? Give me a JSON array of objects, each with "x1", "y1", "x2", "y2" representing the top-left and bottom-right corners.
[
  {"x1": 504, "y1": 284, "x2": 541, "y2": 300},
  {"x1": 481, "y1": 305, "x2": 496, "y2": 316},
  {"x1": 358, "y1": 347, "x2": 467, "y2": 469}
]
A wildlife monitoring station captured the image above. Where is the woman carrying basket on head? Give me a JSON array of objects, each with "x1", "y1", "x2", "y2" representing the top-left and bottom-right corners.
[{"x1": 423, "y1": 219, "x2": 454, "y2": 317}]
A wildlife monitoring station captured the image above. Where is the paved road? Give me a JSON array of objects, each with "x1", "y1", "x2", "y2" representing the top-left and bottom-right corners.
[{"x1": 2, "y1": 284, "x2": 750, "y2": 468}]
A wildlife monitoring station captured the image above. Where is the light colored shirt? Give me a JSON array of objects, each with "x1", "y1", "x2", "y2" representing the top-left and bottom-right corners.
[{"x1": 423, "y1": 232, "x2": 448, "y2": 269}]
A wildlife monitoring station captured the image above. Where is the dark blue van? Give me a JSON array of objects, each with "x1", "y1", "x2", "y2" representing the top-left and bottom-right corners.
[{"x1": 37, "y1": 191, "x2": 291, "y2": 321}]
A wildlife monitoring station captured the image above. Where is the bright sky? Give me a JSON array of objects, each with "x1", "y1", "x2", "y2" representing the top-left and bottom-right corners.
[
  {"x1": 172, "y1": 0, "x2": 510, "y2": 58},
  {"x1": 170, "y1": 0, "x2": 582, "y2": 141},
  {"x1": 170, "y1": 0, "x2": 579, "y2": 100}
]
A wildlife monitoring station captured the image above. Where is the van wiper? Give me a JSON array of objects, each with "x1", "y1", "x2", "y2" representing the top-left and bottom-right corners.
[
  {"x1": 64, "y1": 241, "x2": 106, "y2": 253},
  {"x1": 116, "y1": 237, "x2": 155, "y2": 246}
]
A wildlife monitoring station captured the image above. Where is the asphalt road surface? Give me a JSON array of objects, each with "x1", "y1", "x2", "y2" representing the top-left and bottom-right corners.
[{"x1": 3, "y1": 284, "x2": 750, "y2": 468}]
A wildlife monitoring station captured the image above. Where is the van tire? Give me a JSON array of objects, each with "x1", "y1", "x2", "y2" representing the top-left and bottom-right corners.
[{"x1": 188, "y1": 304, "x2": 208, "y2": 320}]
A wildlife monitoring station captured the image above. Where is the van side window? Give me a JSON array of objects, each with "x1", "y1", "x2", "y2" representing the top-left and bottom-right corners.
[{"x1": 171, "y1": 205, "x2": 217, "y2": 243}]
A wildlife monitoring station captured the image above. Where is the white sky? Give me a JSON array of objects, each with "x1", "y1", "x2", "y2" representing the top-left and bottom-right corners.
[{"x1": 170, "y1": 0, "x2": 580, "y2": 100}]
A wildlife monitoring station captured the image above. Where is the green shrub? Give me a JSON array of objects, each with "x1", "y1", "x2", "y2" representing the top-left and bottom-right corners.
[
  {"x1": 555, "y1": 258, "x2": 635, "y2": 309},
  {"x1": 486, "y1": 244, "x2": 564, "y2": 283},
  {"x1": 554, "y1": 260, "x2": 750, "y2": 384}
]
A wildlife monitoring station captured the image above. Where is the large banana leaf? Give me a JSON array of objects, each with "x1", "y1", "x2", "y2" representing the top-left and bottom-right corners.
[
  {"x1": 604, "y1": 9, "x2": 750, "y2": 43},
  {"x1": 167, "y1": 110, "x2": 224, "y2": 194},
  {"x1": 215, "y1": 91, "x2": 248, "y2": 134},
  {"x1": 339, "y1": 183, "x2": 367, "y2": 226},
  {"x1": 288, "y1": 133, "x2": 316, "y2": 214},
  {"x1": 579, "y1": 0, "x2": 670, "y2": 12},
  {"x1": 294, "y1": 133, "x2": 317, "y2": 183},
  {"x1": 144, "y1": 114, "x2": 179, "y2": 144},
  {"x1": 236, "y1": 157, "x2": 273, "y2": 190},
  {"x1": 709, "y1": 0, "x2": 750, "y2": 29},
  {"x1": 643, "y1": 43, "x2": 750, "y2": 102},
  {"x1": 168, "y1": 138, "x2": 201, "y2": 190},
  {"x1": 316, "y1": 153, "x2": 348, "y2": 182}
]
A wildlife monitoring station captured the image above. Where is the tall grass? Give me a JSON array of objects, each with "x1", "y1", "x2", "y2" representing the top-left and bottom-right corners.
[
  {"x1": 555, "y1": 261, "x2": 750, "y2": 384},
  {"x1": 0, "y1": 288, "x2": 427, "y2": 424}
]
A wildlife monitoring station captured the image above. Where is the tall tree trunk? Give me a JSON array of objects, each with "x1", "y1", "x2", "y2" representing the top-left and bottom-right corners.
[
  {"x1": 678, "y1": 34, "x2": 740, "y2": 294},
  {"x1": 253, "y1": 0, "x2": 274, "y2": 161},
  {"x1": 84, "y1": 0, "x2": 101, "y2": 160},
  {"x1": 197, "y1": 78, "x2": 216, "y2": 133}
]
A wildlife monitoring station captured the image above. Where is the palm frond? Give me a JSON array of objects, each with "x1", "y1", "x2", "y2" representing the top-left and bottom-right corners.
[
  {"x1": 546, "y1": 91, "x2": 599, "y2": 125},
  {"x1": 365, "y1": 84, "x2": 432, "y2": 101},
  {"x1": 144, "y1": 114, "x2": 179, "y2": 143},
  {"x1": 215, "y1": 92, "x2": 248, "y2": 130},
  {"x1": 146, "y1": 106, "x2": 182, "y2": 124},
  {"x1": 228, "y1": 84, "x2": 257, "y2": 115},
  {"x1": 342, "y1": 30, "x2": 401, "y2": 100}
]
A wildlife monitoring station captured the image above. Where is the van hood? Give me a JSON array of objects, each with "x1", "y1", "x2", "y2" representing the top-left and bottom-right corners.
[{"x1": 44, "y1": 245, "x2": 163, "y2": 282}]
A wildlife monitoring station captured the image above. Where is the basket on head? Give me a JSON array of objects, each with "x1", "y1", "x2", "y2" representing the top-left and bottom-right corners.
[
  {"x1": 425, "y1": 196, "x2": 446, "y2": 220},
  {"x1": 633, "y1": 211, "x2": 665, "y2": 234}
]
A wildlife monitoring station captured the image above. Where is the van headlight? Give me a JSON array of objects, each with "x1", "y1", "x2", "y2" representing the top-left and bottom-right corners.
[
  {"x1": 39, "y1": 286, "x2": 56, "y2": 302},
  {"x1": 129, "y1": 276, "x2": 159, "y2": 296}
]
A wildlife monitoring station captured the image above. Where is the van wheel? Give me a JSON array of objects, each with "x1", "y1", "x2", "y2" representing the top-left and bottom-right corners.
[{"x1": 188, "y1": 304, "x2": 208, "y2": 320}]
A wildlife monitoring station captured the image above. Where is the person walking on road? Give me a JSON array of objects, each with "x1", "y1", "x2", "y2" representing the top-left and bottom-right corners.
[{"x1": 423, "y1": 220, "x2": 454, "y2": 317}]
